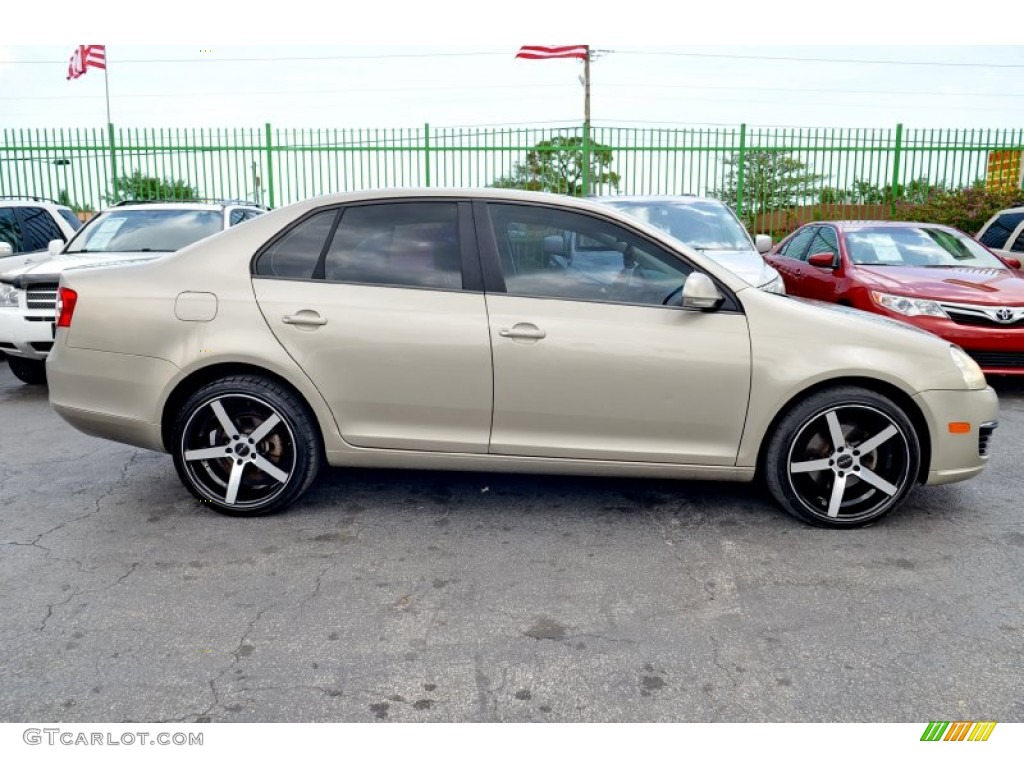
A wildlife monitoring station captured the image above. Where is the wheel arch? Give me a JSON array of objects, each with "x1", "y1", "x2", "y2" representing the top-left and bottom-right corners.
[
  {"x1": 160, "y1": 361, "x2": 326, "y2": 456},
  {"x1": 754, "y1": 376, "x2": 932, "y2": 484}
]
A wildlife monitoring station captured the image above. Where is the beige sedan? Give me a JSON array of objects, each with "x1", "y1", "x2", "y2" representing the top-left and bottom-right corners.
[{"x1": 46, "y1": 189, "x2": 998, "y2": 527}]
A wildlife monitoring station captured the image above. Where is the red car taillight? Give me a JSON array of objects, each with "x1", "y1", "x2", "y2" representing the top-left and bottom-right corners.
[{"x1": 56, "y1": 287, "x2": 78, "y2": 328}]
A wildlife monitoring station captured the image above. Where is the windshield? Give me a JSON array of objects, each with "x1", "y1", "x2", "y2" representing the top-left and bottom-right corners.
[
  {"x1": 604, "y1": 199, "x2": 754, "y2": 251},
  {"x1": 845, "y1": 226, "x2": 1006, "y2": 269},
  {"x1": 65, "y1": 209, "x2": 222, "y2": 254}
]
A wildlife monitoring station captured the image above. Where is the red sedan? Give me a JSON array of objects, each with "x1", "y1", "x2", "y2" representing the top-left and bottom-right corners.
[{"x1": 766, "y1": 221, "x2": 1024, "y2": 375}]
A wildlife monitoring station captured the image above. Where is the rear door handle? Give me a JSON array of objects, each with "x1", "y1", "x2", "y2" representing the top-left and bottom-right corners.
[
  {"x1": 282, "y1": 311, "x2": 328, "y2": 327},
  {"x1": 499, "y1": 323, "x2": 546, "y2": 340}
]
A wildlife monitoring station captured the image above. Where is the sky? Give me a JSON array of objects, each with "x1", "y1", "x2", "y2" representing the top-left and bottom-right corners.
[{"x1": 3, "y1": 2, "x2": 1023, "y2": 132}]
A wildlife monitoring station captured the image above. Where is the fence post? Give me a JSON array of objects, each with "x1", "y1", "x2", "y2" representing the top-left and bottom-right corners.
[
  {"x1": 265, "y1": 122, "x2": 275, "y2": 209},
  {"x1": 890, "y1": 122, "x2": 903, "y2": 216},
  {"x1": 736, "y1": 123, "x2": 747, "y2": 216},
  {"x1": 581, "y1": 121, "x2": 591, "y2": 197},
  {"x1": 107, "y1": 122, "x2": 119, "y2": 203},
  {"x1": 424, "y1": 123, "x2": 431, "y2": 187}
]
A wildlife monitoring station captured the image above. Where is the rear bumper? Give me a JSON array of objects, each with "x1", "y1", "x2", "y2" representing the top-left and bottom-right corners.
[
  {"x1": 47, "y1": 342, "x2": 177, "y2": 452},
  {"x1": 913, "y1": 387, "x2": 999, "y2": 485}
]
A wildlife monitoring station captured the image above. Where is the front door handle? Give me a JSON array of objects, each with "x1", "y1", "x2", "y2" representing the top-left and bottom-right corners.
[
  {"x1": 499, "y1": 323, "x2": 546, "y2": 340},
  {"x1": 282, "y1": 310, "x2": 328, "y2": 327}
]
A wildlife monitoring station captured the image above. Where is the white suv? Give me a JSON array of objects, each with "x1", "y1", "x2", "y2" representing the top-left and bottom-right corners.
[
  {"x1": 0, "y1": 200, "x2": 265, "y2": 384},
  {"x1": 976, "y1": 204, "x2": 1024, "y2": 263}
]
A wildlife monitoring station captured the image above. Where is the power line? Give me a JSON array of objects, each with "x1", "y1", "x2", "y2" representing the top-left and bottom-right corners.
[
  {"x1": 616, "y1": 50, "x2": 1024, "y2": 68},
  {"x1": 5, "y1": 50, "x2": 1023, "y2": 68}
]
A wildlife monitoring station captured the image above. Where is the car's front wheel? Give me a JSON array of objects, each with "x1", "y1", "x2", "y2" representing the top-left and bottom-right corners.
[
  {"x1": 171, "y1": 375, "x2": 322, "y2": 516},
  {"x1": 763, "y1": 386, "x2": 920, "y2": 527},
  {"x1": 7, "y1": 356, "x2": 47, "y2": 385}
]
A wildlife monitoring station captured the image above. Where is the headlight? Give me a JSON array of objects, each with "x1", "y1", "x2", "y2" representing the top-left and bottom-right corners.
[
  {"x1": 870, "y1": 290, "x2": 947, "y2": 318},
  {"x1": 949, "y1": 346, "x2": 987, "y2": 390},
  {"x1": 0, "y1": 283, "x2": 19, "y2": 308},
  {"x1": 761, "y1": 273, "x2": 786, "y2": 295}
]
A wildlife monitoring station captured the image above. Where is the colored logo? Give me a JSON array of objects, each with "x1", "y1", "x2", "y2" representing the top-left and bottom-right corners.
[{"x1": 921, "y1": 721, "x2": 997, "y2": 741}]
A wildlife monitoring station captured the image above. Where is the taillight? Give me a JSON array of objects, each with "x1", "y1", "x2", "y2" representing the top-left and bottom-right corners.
[{"x1": 56, "y1": 287, "x2": 78, "y2": 328}]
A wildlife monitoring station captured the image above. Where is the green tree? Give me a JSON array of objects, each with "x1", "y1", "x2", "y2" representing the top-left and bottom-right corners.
[
  {"x1": 715, "y1": 151, "x2": 825, "y2": 214},
  {"x1": 892, "y1": 186, "x2": 1023, "y2": 234},
  {"x1": 491, "y1": 136, "x2": 620, "y2": 197},
  {"x1": 57, "y1": 189, "x2": 88, "y2": 214},
  {"x1": 111, "y1": 171, "x2": 198, "y2": 202}
]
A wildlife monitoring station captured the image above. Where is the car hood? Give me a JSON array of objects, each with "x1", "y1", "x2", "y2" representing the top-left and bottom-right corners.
[
  {"x1": 698, "y1": 248, "x2": 777, "y2": 286},
  {"x1": 0, "y1": 251, "x2": 166, "y2": 286},
  {"x1": 855, "y1": 265, "x2": 1024, "y2": 305}
]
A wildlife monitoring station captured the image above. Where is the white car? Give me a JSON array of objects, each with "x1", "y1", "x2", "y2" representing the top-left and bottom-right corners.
[
  {"x1": 595, "y1": 195, "x2": 785, "y2": 293},
  {"x1": 976, "y1": 205, "x2": 1024, "y2": 264},
  {"x1": 0, "y1": 200, "x2": 265, "y2": 384}
]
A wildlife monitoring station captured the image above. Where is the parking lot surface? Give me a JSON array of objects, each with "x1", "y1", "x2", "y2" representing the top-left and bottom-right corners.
[{"x1": 1, "y1": 362, "x2": 1022, "y2": 722}]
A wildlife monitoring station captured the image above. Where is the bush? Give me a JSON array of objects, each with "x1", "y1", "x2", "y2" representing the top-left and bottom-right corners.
[{"x1": 892, "y1": 186, "x2": 1024, "y2": 235}]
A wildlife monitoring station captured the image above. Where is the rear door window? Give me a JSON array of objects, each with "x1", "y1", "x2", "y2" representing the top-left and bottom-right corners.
[
  {"x1": 979, "y1": 212, "x2": 1024, "y2": 249},
  {"x1": 17, "y1": 207, "x2": 65, "y2": 252}
]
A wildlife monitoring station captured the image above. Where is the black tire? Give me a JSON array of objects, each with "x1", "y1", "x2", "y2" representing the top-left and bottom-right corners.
[
  {"x1": 763, "y1": 386, "x2": 920, "y2": 528},
  {"x1": 171, "y1": 375, "x2": 322, "y2": 517},
  {"x1": 8, "y1": 356, "x2": 47, "y2": 385}
]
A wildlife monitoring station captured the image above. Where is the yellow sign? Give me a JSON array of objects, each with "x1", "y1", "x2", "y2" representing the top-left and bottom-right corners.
[{"x1": 986, "y1": 150, "x2": 1023, "y2": 191}]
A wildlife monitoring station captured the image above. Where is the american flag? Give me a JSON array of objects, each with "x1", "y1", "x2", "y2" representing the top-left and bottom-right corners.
[
  {"x1": 516, "y1": 45, "x2": 589, "y2": 60},
  {"x1": 67, "y1": 45, "x2": 106, "y2": 80}
]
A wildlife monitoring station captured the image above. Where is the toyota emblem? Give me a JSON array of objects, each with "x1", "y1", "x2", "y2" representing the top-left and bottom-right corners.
[{"x1": 995, "y1": 307, "x2": 1015, "y2": 323}]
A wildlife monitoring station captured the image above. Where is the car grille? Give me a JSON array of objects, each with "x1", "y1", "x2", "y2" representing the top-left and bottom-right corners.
[
  {"x1": 25, "y1": 282, "x2": 59, "y2": 311},
  {"x1": 979, "y1": 421, "x2": 997, "y2": 457},
  {"x1": 966, "y1": 350, "x2": 1024, "y2": 369},
  {"x1": 941, "y1": 302, "x2": 1024, "y2": 328}
]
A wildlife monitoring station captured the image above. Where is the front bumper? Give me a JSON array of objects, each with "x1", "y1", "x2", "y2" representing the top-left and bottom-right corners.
[
  {"x1": 881, "y1": 313, "x2": 1024, "y2": 375},
  {"x1": 0, "y1": 306, "x2": 55, "y2": 361},
  {"x1": 913, "y1": 386, "x2": 999, "y2": 485}
]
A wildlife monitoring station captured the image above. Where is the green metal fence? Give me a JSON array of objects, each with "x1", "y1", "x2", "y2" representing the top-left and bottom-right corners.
[{"x1": 2, "y1": 123, "x2": 1022, "y2": 234}]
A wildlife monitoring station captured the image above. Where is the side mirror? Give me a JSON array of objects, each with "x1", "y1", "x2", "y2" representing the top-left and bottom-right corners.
[
  {"x1": 682, "y1": 272, "x2": 725, "y2": 311},
  {"x1": 1000, "y1": 255, "x2": 1022, "y2": 270},
  {"x1": 755, "y1": 234, "x2": 772, "y2": 254},
  {"x1": 48, "y1": 239, "x2": 65, "y2": 256},
  {"x1": 807, "y1": 252, "x2": 837, "y2": 269},
  {"x1": 0, "y1": 242, "x2": 12, "y2": 257}
]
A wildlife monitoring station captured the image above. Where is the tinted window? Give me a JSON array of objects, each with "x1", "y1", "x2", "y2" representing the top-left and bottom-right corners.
[
  {"x1": 322, "y1": 202, "x2": 462, "y2": 289},
  {"x1": 58, "y1": 208, "x2": 83, "y2": 231},
  {"x1": 229, "y1": 210, "x2": 246, "y2": 226},
  {"x1": 66, "y1": 209, "x2": 223, "y2": 253},
  {"x1": 18, "y1": 207, "x2": 66, "y2": 252},
  {"x1": 489, "y1": 203, "x2": 692, "y2": 306},
  {"x1": 0, "y1": 208, "x2": 23, "y2": 253},
  {"x1": 781, "y1": 227, "x2": 817, "y2": 261},
  {"x1": 809, "y1": 227, "x2": 839, "y2": 260},
  {"x1": 979, "y1": 212, "x2": 1024, "y2": 248},
  {"x1": 255, "y1": 209, "x2": 338, "y2": 279},
  {"x1": 1012, "y1": 228, "x2": 1024, "y2": 254},
  {"x1": 845, "y1": 226, "x2": 1006, "y2": 269}
]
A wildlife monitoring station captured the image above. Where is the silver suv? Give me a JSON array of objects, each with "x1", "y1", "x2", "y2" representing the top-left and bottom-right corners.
[{"x1": 0, "y1": 199, "x2": 265, "y2": 384}]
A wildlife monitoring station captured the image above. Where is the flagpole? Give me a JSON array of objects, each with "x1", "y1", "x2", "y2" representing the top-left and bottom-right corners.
[{"x1": 103, "y1": 50, "x2": 117, "y2": 202}]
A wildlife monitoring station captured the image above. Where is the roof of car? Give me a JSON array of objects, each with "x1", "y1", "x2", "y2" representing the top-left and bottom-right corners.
[
  {"x1": 109, "y1": 199, "x2": 266, "y2": 211},
  {"x1": 801, "y1": 220, "x2": 962, "y2": 232},
  {"x1": 592, "y1": 194, "x2": 713, "y2": 204},
  {"x1": 0, "y1": 196, "x2": 73, "y2": 209}
]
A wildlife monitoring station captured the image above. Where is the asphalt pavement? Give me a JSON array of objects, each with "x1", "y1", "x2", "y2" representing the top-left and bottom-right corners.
[{"x1": 1, "y1": 361, "x2": 1021, "y2": 722}]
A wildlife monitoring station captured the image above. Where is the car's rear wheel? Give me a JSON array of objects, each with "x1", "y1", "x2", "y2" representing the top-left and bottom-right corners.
[
  {"x1": 8, "y1": 356, "x2": 47, "y2": 385},
  {"x1": 764, "y1": 386, "x2": 920, "y2": 527},
  {"x1": 172, "y1": 375, "x2": 322, "y2": 516}
]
